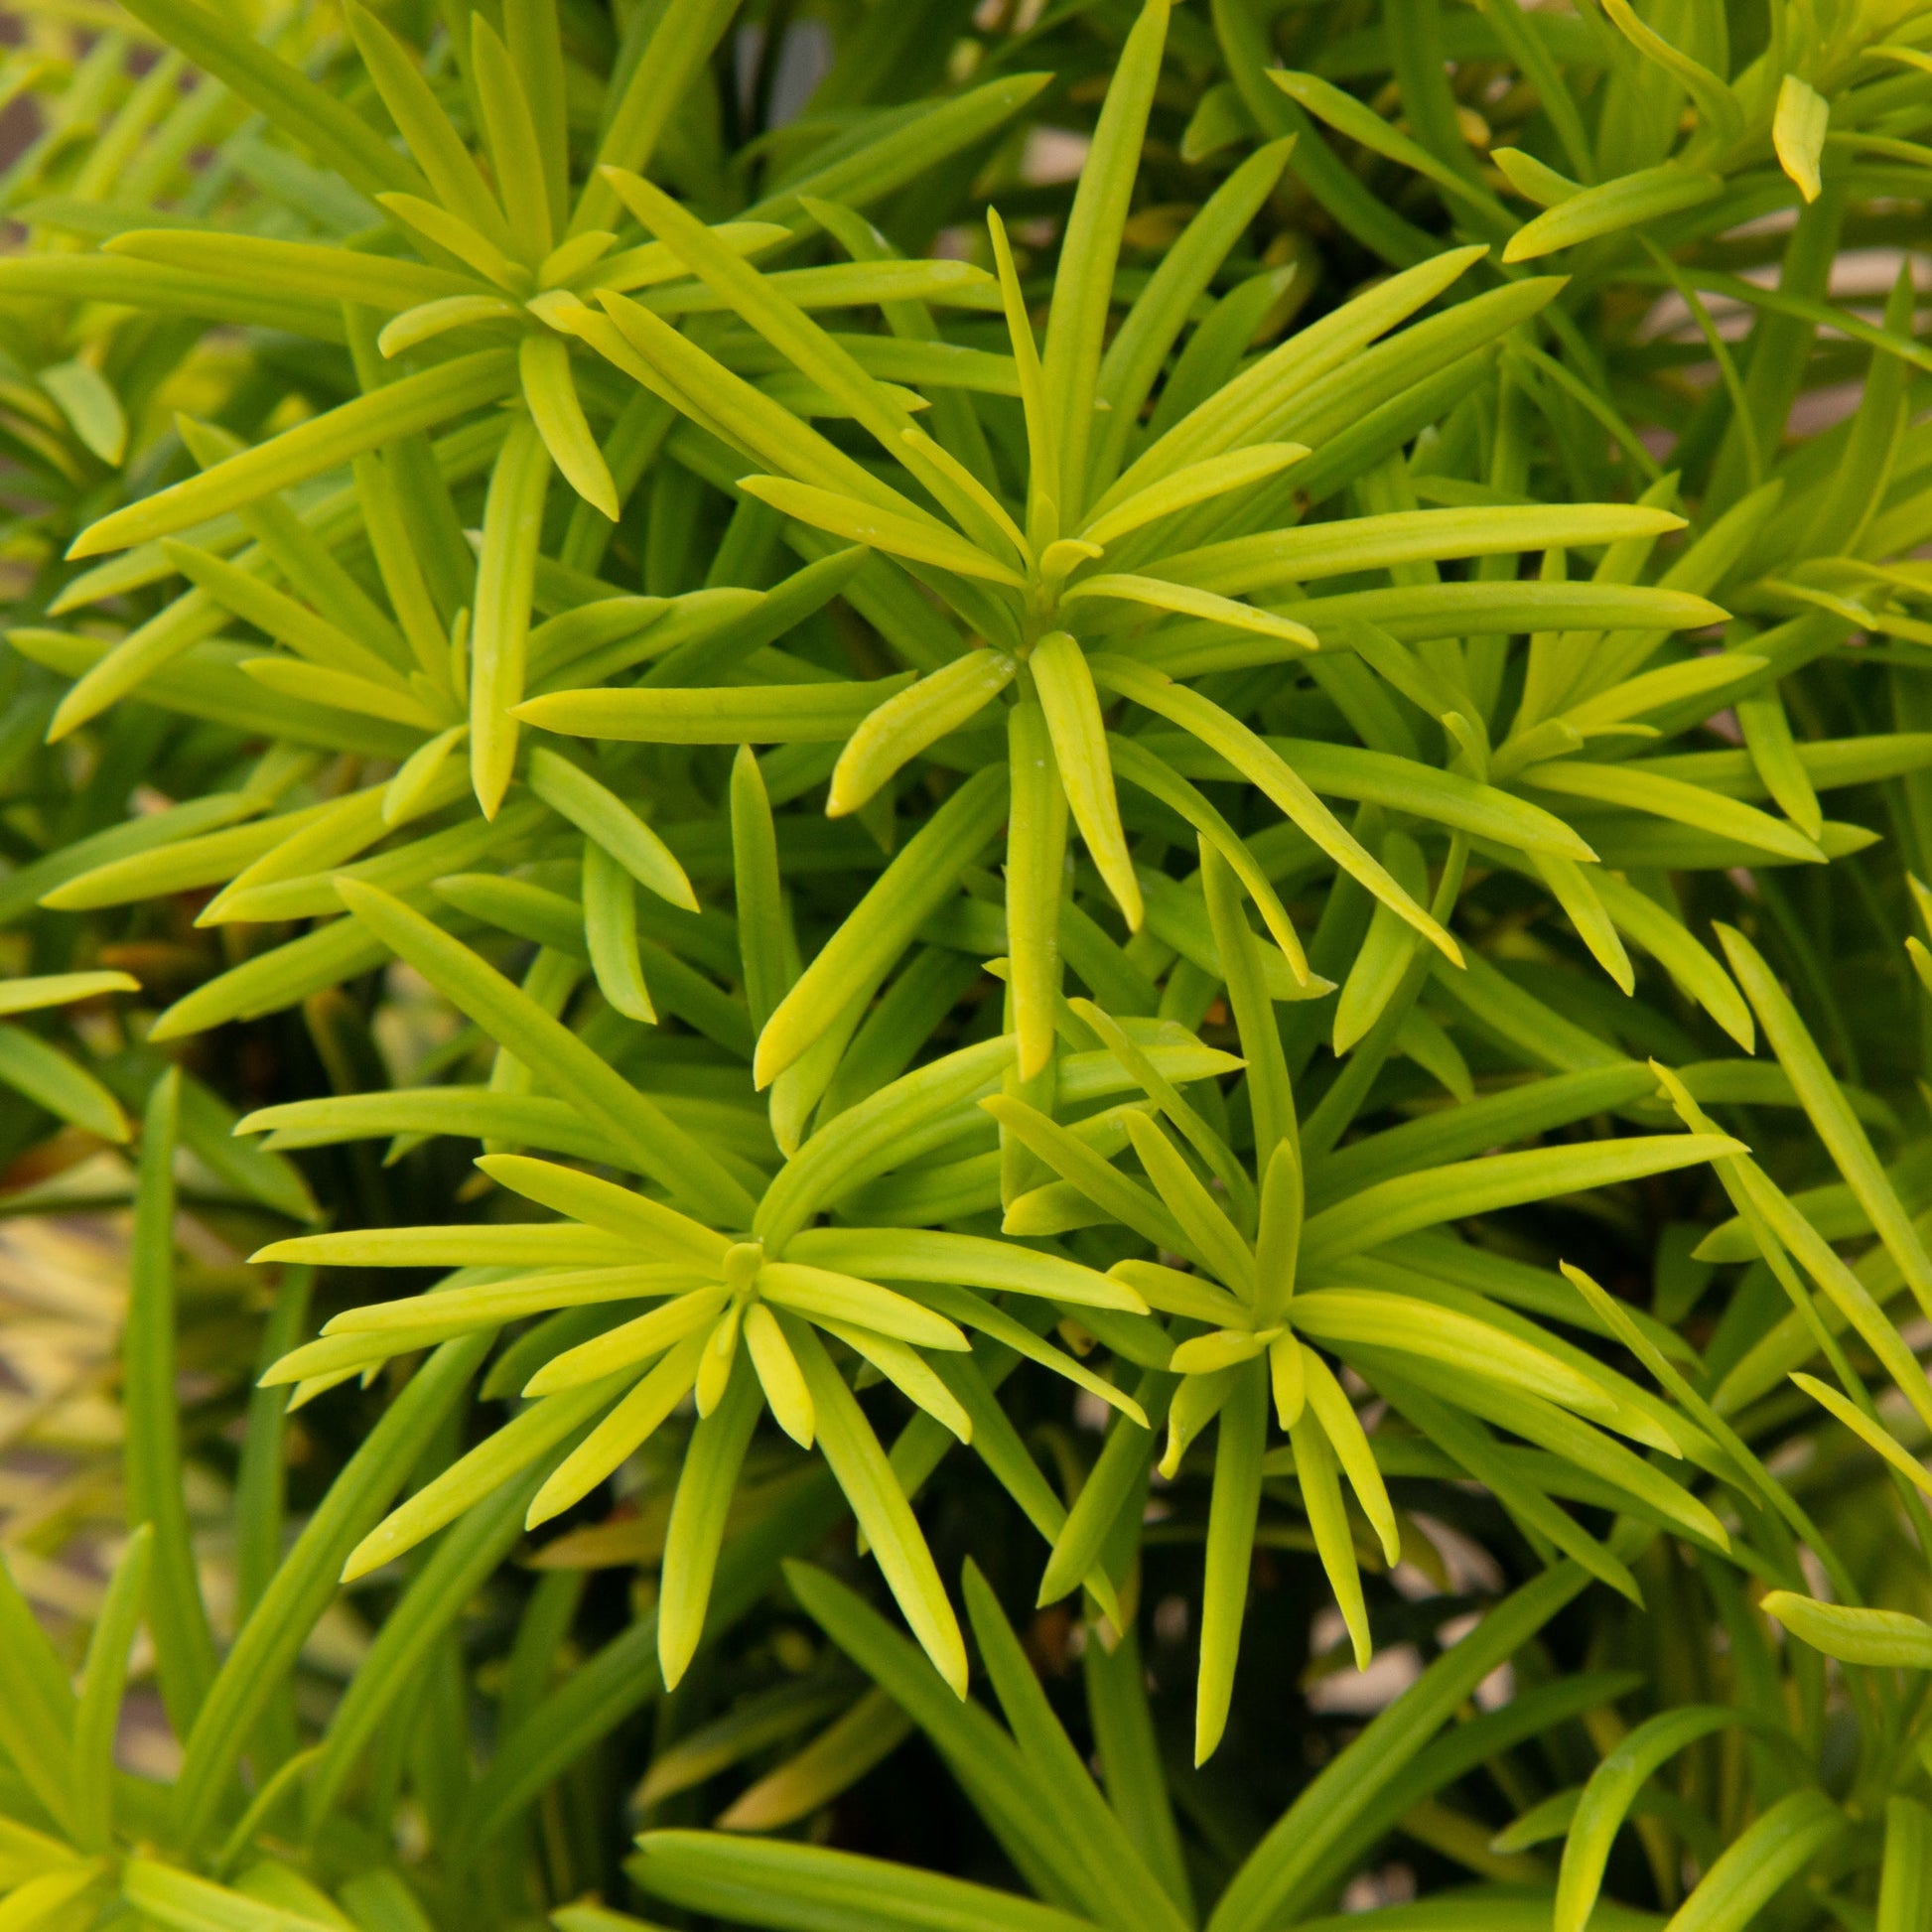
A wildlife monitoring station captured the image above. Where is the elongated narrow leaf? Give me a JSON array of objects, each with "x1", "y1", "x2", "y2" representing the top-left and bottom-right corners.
[
  {"x1": 1032, "y1": 630, "x2": 1142, "y2": 927},
  {"x1": 1654, "y1": 1789, "x2": 1844, "y2": 1932},
  {"x1": 69, "y1": 353, "x2": 516, "y2": 558},
  {"x1": 1303, "y1": 1136, "x2": 1741, "y2": 1270},
  {"x1": 343, "y1": 1374, "x2": 626, "y2": 1582},
  {"x1": 519, "y1": 674, "x2": 915, "y2": 746},
  {"x1": 789, "y1": 1321, "x2": 968, "y2": 1694},
  {"x1": 1763, "y1": 1593, "x2": 1932, "y2": 1668},
  {"x1": 1504, "y1": 164, "x2": 1722, "y2": 262},
  {"x1": 174, "y1": 1334, "x2": 490, "y2": 1847},
  {"x1": 960, "y1": 1559, "x2": 1188, "y2": 1932},
  {"x1": 716, "y1": 1688, "x2": 914, "y2": 1832},
  {"x1": 520, "y1": 334, "x2": 618, "y2": 518},
  {"x1": 1067, "y1": 575, "x2": 1315, "y2": 646},
  {"x1": 1163, "y1": 504, "x2": 1685, "y2": 598},
  {"x1": 0, "y1": 1026, "x2": 128, "y2": 1142},
  {"x1": 116, "y1": 0, "x2": 424, "y2": 197},
  {"x1": 70, "y1": 1524, "x2": 151, "y2": 1852},
  {"x1": 124, "y1": 1072, "x2": 216, "y2": 1735},
  {"x1": 1197, "y1": 1362, "x2": 1266, "y2": 1763},
  {"x1": 334, "y1": 881, "x2": 755, "y2": 1222},
  {"x1": 107, "y1": 230, "x2": 471, "y2": 311},
  {"x1": 1007, "y1": 691, "x2": 1069, "y2": 1079},
  {"x1": 1097, "y1": 660, "x2": 1457, "y2": 962},
  {"x1": 1039, "y1": 0, "x2": 1170, "y2": 514},
  {"x1": 830, "y1": 649, "x2": 1017, "y2": 819},
  {"x1": 741, "y1": 476, "x2": 1021, "y2": 586},
  {"x1": 756, "y1": 766, "x2": 1006, "y2": 1087},
  {"x1": 634, "y1": 1831, "x2": 1101, "y2": 1932},
  {"x1": 1719, "y1": 923, "x2": 1932, "y2": 1323},
  {"x1": 345, "y1": 0, "x2": 512, "y2": 244}
]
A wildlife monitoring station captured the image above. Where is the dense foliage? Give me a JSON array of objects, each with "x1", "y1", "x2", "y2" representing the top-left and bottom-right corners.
[{"x1": 5, "y1": 0, "x2": 1932, "y2": 1926}]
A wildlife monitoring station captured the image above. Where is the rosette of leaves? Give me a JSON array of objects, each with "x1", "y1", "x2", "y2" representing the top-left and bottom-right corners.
[
  {"x1": 19, "y1": 428, "x2": 870, "y2": 1049},
  {"x1": 241, "y1": 878, "x2": 1164, "y2": 1695},
  {"x1": 507, "y1": 0, "x2": 1789, "y2": 1122},
  {"x1": 969, "y1": 842, "x2": 1733, "y2": 1760},
  {"x1": 2, "y1": 0, "x2": 1067, "y2": 1059}
]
